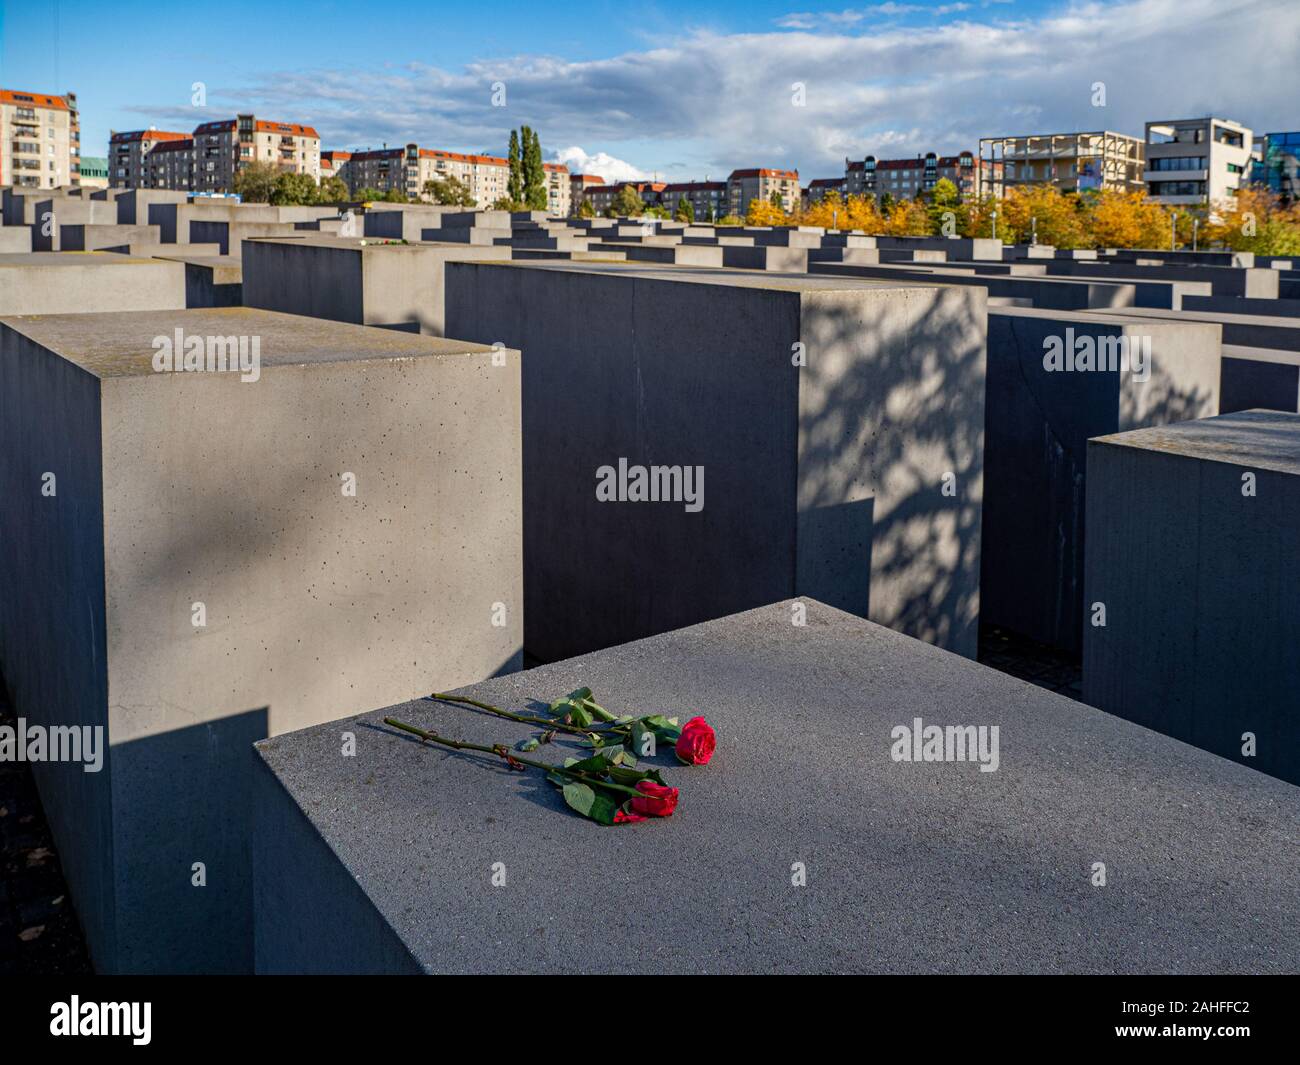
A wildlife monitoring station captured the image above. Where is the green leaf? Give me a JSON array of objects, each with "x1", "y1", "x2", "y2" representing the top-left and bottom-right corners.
[
  {"x1": 561, "y1": 781, "x2": 618, "y2": 825},
  {"x1": 566, "y1": 687, "x2": 594, "y2": 702},
  {"x1": 517, "y1": 737, "x2": 540, "y2": 752},
  {"x1": 569, "y1": 702, "x2": 594, "y2": 728}
]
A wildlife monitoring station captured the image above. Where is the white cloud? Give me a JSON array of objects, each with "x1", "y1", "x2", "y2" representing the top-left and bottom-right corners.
[
  {"x1": 133, "y1": 0, "x2": 1299, "y2": 182},
  {"x1": 551, "y1": 146, "x2": 647, "y2": 182}
]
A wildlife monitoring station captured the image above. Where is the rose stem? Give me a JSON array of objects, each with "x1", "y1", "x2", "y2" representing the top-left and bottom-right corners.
[
  {"x1": 383, "y1": 718, "x2": 641, "y2": 798},
  {"x1": 430, "y1": 692, "x2": 630, "y2": 739}
]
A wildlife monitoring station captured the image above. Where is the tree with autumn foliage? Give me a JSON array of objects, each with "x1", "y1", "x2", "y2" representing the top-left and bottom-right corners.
[
  {"x1": 745, "y1": 198, "x2": 787, "y2": 226},
  {"x1": 1203, "y1": 188, "x2": 1300, "y2": 255},
  {"x1": 995, "y1": 184, "x2": 1091, "y2": 248},
  {"x1": 1086, "y1": 190, "x2": 1171, "y2": 250}
]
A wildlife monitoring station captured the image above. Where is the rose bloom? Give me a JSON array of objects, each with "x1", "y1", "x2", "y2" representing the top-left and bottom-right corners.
[
  {"x1": 674, "y1": 716, "x2": 716, "y2": 766},
  {"x1": 629, "y1": 780, "x2": 679, "y2": 818}
]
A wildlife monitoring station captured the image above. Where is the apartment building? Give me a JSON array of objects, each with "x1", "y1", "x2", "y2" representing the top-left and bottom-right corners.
[
  {"x1": 570, "y1": 173, "x2": 603, "y2": 213},
  {"x1": 846, "y1": 152, "x2": 996, "y2": 201},
  {"x1": 727, "y1": 168, "x2": 799, "y2": 214},
  {"x1": 1144, "y1": 117, "x2": 1252, "y2": 209},
  {"x1": 661, "y1": 180, "x2": 727, "y2": 220},
  {"x1": 320, "y1": 149, "x2": 352, "y2": 186},
  {"x1": 109, "y1": 128, "x2": 191, "y2": 188},
  {"x1": 584, "y1": 180, "x2": 668, "y2": 215},
  {"x1": 806, "y1": 177, "x2": 845, "y2": 204},
  {"x1": 977, "y1": 131, "x2": 1145, "y2": 197},
  {"x1": 1253, "y1": 131, "x2": 1300, "y2": 202},
  {"x1": 189, "y1": 114, "x2": 320, "y2": 194},
  {"x1": 544, "y1": 162, "x2": 571, "y2": 216},
  {"x1": 345, "y1": 145, "x2": 513, "y2": 205},
  {"x1": 149, "y1": 138, "x2": 196, "y2": 191},
  {"x1": 0, "y1": 88, "x2": 80, "y2": 188}
]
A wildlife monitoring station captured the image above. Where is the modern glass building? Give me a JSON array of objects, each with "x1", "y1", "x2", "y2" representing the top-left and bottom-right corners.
[{"x1": 1253, "y1": 132, "x2": 1300, "y2": 201}]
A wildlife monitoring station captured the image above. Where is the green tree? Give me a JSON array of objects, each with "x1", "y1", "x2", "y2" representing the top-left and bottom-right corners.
[
  {"x1": 507, "y1": 129, "x2": 523, "y2": 204},
  {"x1": 233, "y1": 160, "x2": 279, "y2": 203},
  {"x1": 521, "y1": 126, "x2": 547, "y2": 211},
  {"x1": 879, "y1": 191, "x2": 895, "y2": 216},
  {"x1": 382, "y1": 187, "x2": 409, "y2": 203},
  {"x1": 317, "y1": 175, "x2": 349, "y2": 203},
  {"x1": 674, "y1": 196, "x2": 695, "y2": 222},
  {"x1": 354, "y1": 186, "x2": 385, "y2": 203},
  {"x1": 269, "y1": 171, "x2": 319, "y2": 206},
  {"x1": 422, "y1": 175, "x2": 476, "y2": 206},
  {"x1": 769, "y1": 189, "x2": 785, "y2": 210},
  {"x1": 611, "y1": 184, "x2": 644, "y2": 217},
  {"x1": 577, "y1": 198, "x2": 596, "y2": 218}
]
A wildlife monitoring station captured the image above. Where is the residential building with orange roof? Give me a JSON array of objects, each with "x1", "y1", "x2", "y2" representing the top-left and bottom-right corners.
[
  {"x1": 0, "y1": 88, "x2": 81, "y2": 189},
  {"x1": 109, "y1": 128, "x2": 191, "y2": 188},
  {"x1": 727, "y1": 167, "x2": 799, "y2": 215}
]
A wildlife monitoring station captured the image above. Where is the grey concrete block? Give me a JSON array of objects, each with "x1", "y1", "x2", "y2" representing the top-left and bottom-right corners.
[
  {"x1": 115, "y1": 189, "x2": 189, "y2": 226},
  {"x1": 59, "y1": 223, "x2": 161, "y2": 251},
  {"x1": 982, "y1": 307, "x2": 1220, "y2": 651},
  {"x1": 243, "y1": 237, "x2": 511, "y2": 335},
  {"x1": 811, "y1": 261, "x2": 1146, "y2": 310},
  {"x1": 156, "y1": 254, "x2": 244, "y2": 308},
  {"x1": 446, "y1": 260, "x2": 985, "y2": 661},
  {"x1": 1184, "y1": 294, "x2": 1300, "y2": 318},
  {"x1": 593, "y1": 243, "x2": 724, "y2": 266},
  {"x1": 0, "y1": 307, "x2": 523, "y2": 972},
  {"x1": 1045, "y1": 261, "x2": 1279, "y2": 299},
  {"x1": 1219, "y1": 345, "x2": 1300, "y2": 414},
  {"x1": 721, "y1": 245, "x2": 808, "y2": 271},
  {"x1": 253, "y1": 598, "x2": 1300, "y2": 974},
  {"x1": 0, "y1": 253, "x2": 185, "y2": 315},
  {"x1": 1077, "y1": 305, "x2": 1300, "y2": 351},
  {"x1": 1082, "y1": 410, "x2": 1300, "y2": 785}
]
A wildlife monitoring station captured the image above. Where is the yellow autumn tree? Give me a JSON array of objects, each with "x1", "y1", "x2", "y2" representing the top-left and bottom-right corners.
[
  {"x1": 1202, "y1": 188, "x2": 1300, "y2": 255},
  {"x1": 843, "y1": 194, "x2": 886, "y2": 234},
  {"x1": 1086, "y1": 190, "x2": 1171, "y2": 250},
  {"x1": 882, "y1": 197, "x2": 932, "y2": 236},
  {"x1": 799, "y1": 190, "x2": 848, "y2": 229},
  {"x1": 745, "y1": 198, "x2": 787, "y2": 226},
  {"x1": 997, "y1": 184, "x2": 1090, "y2": 248}
]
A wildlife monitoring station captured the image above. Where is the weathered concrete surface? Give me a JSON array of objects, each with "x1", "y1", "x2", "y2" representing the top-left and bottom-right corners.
[
  {"x1": 253, "y1": 599, "x2": 1300, "y2": 974},
  {"x1": 363, "y1": 204, "x2": 454, "y2": 241},
  {"x1": 0, "y1": 308, "x2": 523, "y2": 973},
  {"x1": 243, "y1": 237, "x2": 511, "y2": 335},
  {"x1": 0, "y1": 226, "x2": 32, "y2": 252},
  {"x1": 1083, "y1": 410, "x2": 1300, "y2": 785},
  {"x1": 446, "y1": 260, "x2": 985, "y2": 661},
  {"x1": 982, "y1": 307, "x2": 1220, "y2": 651},
  {"x1": 0, "y1": 253, "x2": 185, "y2": 315}
]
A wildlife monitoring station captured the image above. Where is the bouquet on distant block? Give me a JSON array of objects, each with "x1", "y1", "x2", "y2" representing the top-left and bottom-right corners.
[{"x1": 384, "y1": 687, "x2": 716, "y2": 826}]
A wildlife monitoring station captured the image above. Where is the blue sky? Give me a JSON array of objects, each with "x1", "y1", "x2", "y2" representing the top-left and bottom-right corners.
[{"x1": 1, "y1": 0, "x2": 1296, "y2": 181}]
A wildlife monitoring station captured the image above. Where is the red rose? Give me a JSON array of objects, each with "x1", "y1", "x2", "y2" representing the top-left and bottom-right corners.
[
  {"x1": 629, "y1": 780, "x2": 679, "y2": 818},
  {"x1": 674, "y1": 716, "x2": 716, "y2": 765},
  {"x1": 614, "y1": 808, "x2": 646, "y2": 824}
]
